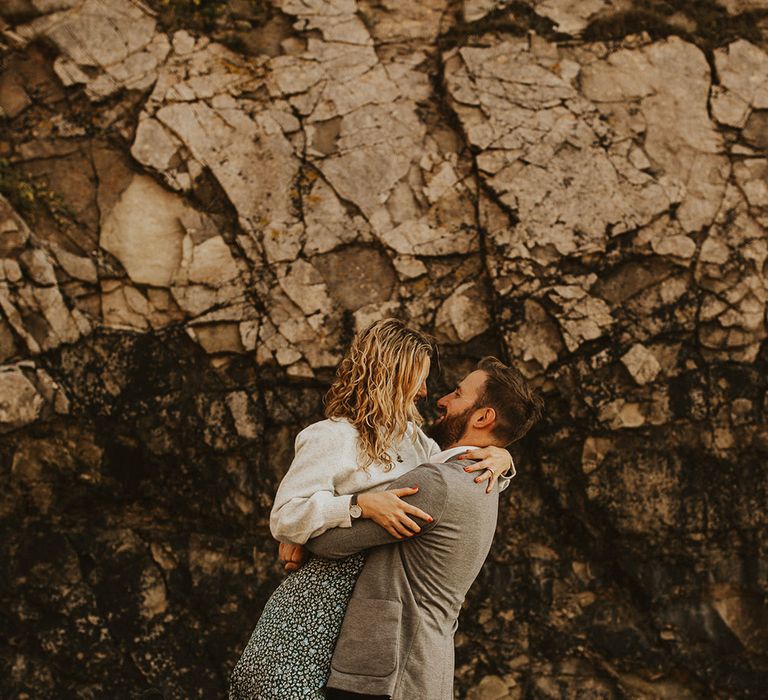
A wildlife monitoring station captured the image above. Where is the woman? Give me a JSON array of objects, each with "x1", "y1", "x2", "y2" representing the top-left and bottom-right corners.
[{"x1": 229, "y1": 319, "x2": 511, "y2": 699}]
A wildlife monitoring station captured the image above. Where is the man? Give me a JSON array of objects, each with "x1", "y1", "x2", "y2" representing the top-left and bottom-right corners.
[{"x1": 304, "y1": 356, "x2": 543, "y2": 699}]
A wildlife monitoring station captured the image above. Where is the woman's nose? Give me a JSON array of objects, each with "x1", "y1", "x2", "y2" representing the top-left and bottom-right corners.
[{"x1": 418, "y1": 381, "x2": 428, "y2": 399}]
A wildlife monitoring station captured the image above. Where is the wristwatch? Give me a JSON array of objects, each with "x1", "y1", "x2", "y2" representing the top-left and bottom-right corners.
[{"x1": 349, "y1": 494, "x2": 362, "y2": 519}]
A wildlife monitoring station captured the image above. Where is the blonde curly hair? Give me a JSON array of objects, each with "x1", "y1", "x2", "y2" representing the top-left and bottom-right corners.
[{"x1": 325, "y1": 318, "x2": 434, "y2": 470}]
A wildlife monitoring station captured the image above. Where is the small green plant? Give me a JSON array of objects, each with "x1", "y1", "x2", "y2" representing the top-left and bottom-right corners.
[
  {"x1": 0, "y1": 158, "x2": 35, "y2": 215},
  {"x1": 0, "y1": 158, "x2": 76, "y2": 226}
]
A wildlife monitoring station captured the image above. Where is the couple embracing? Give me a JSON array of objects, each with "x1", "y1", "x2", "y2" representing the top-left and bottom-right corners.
[{"x1": 230, "y1": 319, "x2": 543, "y2": 699}]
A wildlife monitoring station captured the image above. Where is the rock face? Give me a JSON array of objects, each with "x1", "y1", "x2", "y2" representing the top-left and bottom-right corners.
[{"x1": 1, "y1": 1, "x2": 767, "y2": 698}]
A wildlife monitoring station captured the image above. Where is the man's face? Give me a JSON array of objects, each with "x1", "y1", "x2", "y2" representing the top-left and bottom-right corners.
[{"x1": 428, "y1": 370, "x2": 488, "y2": 448}]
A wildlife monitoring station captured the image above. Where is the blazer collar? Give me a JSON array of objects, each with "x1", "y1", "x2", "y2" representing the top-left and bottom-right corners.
[{"x1": 431, "y1": 445, "x2": 480, "y2": 463}]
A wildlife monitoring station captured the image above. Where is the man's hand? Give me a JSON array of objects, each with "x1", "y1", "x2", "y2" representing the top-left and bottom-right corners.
[
  {"x1": 459, "y1": 446, "x2": 515, "y2": 494},
  {"x1": 278, "y1": 542, "x2": 307, "y2": 573}
]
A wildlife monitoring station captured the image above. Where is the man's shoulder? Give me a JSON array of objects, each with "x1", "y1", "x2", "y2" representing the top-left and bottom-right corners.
[
  {"x1": 410, "y1": 459, "x2": 481, "y2": 491},
  {"x1": 436, "y1": 458, "x2": 502, "y2": 496},
  {"x1": 407, "y1": 461, "x2": 498, "y2": 533},
  {"x1": 440, "y1": 456, "x2": 479, "y2": 473},
  {"x1": 409, "y1": 461, "x2": 449, "y2": 485}
]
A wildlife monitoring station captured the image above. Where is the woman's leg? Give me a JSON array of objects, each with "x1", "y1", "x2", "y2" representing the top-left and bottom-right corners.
[{"x1": 229, "y1": 554, "x2": 366, "y2": 700}]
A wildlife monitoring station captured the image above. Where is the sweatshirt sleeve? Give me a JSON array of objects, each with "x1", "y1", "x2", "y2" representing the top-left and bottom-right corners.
[
  {"x1": 269, "y1": 421, "x2": 357, "y2": 545},
  {"x1": 305, "y1": 465, "x2": 448, "y2": 560},
  {"x1": 496, "y1": 453, "x2": 515, "y2": 493}
]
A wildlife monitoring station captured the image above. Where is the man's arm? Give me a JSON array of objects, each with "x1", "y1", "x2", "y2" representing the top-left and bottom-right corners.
[{"x1": 305, "y1": 465, "x2": 448, "y2": 560}]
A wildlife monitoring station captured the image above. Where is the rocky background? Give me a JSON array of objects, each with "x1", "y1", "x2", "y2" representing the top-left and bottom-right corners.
[{"x1": 1, "y1": 0, "x2": 767, "y2": 698}]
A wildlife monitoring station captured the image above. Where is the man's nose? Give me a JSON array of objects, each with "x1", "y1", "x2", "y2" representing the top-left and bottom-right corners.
[{"x1": 436, "y1": 394, "x2": 449, "y2": 408}]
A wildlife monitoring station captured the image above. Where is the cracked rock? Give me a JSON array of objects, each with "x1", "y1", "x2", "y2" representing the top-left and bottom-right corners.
[
  {"x1": 0, "y1": 1, "x2": 767, "y2": 698},
  {"x1": 99, "y1": 175, "x2": 187, "y2": 288},
  {"x1": 436, "y1": 281, "x2": 491, "y2": 343},
  {"x1": 0, "y1": 365, "x2": 45, "y2": 429},
  {"x1": 711, "y1": 40, "x2": 768, "y2": 128},
  {"x1": 0, "y1": 362, "x2": 68, "y2": 431},
  {"x1": 445, "y1": 37, "x2": 675, "y2": 260},
  {"x1": 621, "y1": 343, "x2": 662, "y2": 385},
  {"x1": 16, "y1": 0, "x2": 167, "y2": 99}
]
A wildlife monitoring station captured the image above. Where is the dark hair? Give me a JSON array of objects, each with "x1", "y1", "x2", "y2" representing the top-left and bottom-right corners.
[{"x1": 475, "y1": 356, "x2": 543, "y2": 445}]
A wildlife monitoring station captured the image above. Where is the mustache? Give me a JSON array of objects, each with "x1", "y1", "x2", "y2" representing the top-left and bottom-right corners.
[{"x1": 426, "y1": 405, "x2": 473, "y2": 447}]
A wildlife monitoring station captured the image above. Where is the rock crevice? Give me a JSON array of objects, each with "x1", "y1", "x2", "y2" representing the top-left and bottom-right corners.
[{"x1": 1, "y1": 0, "x2": 766, "y2": 697}]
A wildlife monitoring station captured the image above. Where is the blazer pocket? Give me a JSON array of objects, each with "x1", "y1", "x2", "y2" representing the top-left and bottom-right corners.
[{"x1": 331, "y1": 597, "x2": 402, "y2": 677}]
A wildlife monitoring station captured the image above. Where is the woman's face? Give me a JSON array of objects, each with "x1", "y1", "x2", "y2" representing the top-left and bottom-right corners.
[{"x1": 412, "y1": 357, "x2": 430, "y2": 406}]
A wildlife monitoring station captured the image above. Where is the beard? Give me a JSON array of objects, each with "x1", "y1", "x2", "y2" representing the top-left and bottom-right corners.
[{"x1": 426, "y1": 406, "x2": 474, "y2": 449}]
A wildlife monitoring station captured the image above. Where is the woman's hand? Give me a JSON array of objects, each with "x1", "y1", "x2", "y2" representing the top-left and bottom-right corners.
[
  {"x1": 278, "y1": 542, "x2": 307, "y2": 573},
  {"x1": 358, "y1": 488, "x2": 433, "y2": 540},
  {"x1": 458, "y1": 446, "x2": 515, "y2": 494}
]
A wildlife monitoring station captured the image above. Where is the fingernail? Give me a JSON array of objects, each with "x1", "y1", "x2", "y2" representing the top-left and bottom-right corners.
[
  {"x1": 475, "y1": 478, "x2": 481, "y2": 483},
  {"x1": 428, "y1": 517, "x2": 433, "y2": 522},
  {"x1": 464, "y1": 467, "x2": 470, "y2": 472}
]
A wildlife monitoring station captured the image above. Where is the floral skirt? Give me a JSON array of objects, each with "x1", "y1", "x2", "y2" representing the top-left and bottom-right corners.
[{"x1": 229, "y1": 553, "x2": 366, "y2": 700}]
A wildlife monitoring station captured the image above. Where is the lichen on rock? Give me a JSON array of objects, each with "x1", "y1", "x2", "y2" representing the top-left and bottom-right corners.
[{"x1": 0, "y1": 0, "x2": 767, "y2": 697}]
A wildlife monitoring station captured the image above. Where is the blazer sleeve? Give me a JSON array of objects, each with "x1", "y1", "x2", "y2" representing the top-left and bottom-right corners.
[
  {"x1": 270, "y1": 422, "x2": 358, "y2": 545},
  {"x1": 305, "y1": 465, "x2": 448, "y2": 560}
]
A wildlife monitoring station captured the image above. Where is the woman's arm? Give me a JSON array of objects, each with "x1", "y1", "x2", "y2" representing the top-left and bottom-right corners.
[
  {"x1": 270, "y1": 421, "x2": 436, "y2": 545},
  {"x1": 270, "y1": 422, "x2": 357, "y2": 544}
]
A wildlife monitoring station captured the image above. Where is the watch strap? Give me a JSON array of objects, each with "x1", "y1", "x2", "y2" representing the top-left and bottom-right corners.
[{"x1": 349, "y1": 493, "x2": 363, "y2": 519}]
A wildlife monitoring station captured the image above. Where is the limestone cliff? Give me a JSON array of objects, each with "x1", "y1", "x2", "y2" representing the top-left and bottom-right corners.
[{"x1": 1, "y1": 1, "x2": 767, "y2": 697}]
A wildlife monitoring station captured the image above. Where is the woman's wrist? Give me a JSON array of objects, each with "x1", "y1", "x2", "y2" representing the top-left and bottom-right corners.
[
  {"x1": 357, "y1": 492, "x2": 372, "y2": 518},
  {"x1": 490, "y1": 446, "x2": 513, "y2": 474}
]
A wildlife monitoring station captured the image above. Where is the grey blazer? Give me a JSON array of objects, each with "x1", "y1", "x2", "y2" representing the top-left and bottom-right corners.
[{"x1": 306, "y1": 457, "x2": 500, "y2": 699}]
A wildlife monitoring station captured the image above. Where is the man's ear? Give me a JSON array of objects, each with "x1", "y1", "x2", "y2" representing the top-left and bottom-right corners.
[{"x1": 472, "y1": 407, "x2": 496, "y2": 430}]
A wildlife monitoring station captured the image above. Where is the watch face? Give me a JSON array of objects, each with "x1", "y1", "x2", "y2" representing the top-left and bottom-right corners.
[{"x1": 350, "y1": 504, "x2": 363, "y2": 519}]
